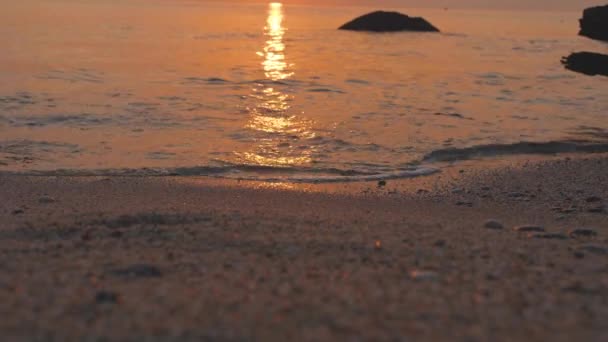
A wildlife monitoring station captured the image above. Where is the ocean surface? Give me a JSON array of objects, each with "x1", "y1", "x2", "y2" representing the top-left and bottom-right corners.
[{"x1": 1, "y1": 0, "x2": 607, "y2": 181}]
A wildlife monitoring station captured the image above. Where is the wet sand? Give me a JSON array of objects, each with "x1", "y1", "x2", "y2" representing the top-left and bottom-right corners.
[{"x1": 1, "y1": 156, "x2": 607, "y2": 341}]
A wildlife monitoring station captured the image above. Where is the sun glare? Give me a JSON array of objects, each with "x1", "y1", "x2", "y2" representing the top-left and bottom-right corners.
[{"x1": 241, "y1": 3, "x2": 315, "y2": 168}]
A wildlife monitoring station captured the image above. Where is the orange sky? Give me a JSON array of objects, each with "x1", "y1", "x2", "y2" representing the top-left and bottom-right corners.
[{"x1": 226, "y1": 0, "x2": 600, "y2": 10}]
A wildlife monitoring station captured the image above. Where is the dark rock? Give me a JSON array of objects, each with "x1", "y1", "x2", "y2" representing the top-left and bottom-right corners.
[
  {"x1": 95, "y1": 291, "x2": 119, "y2": 303},
  {"x1": 513, "y1": 225, "x2": 545, "y2": 233},
  {"x1": 528, "y1": 233, "x2": 569, "y2": 240},
  {"x1": 573, "y1": 251, "x2": 586, "y2": 258},
  {"x1": 378, "y1": 180, "x2": 387, "y2": 187},
  {"x1": 579, "y1": 5, "x2": 608, "y2": 41},
  {"x1": 483, "y1": 219, "x2": 504, "y2": 230},
  {"x1": 455, "y1": 201, "x2": 473, "y2": 207},
  {"x1": 433, "y1": 239, "x2": 446, "y2": 247},
  {"x1": 38, "y1": 195, "x2": 56, "y2": 204},
  {"x1": 508, "y1": 192, "x2": 526, "y2": 198},
  {"x1": 81, "y1": 230, "x2": 93, "y2": 241},
  {"x1": 109, "y1": 231, "x2": 123, "y2": 238},
  {"x1": 562, "y1": 282, "x2": 601, "y2": 295},
  {"x1": 587, "y1": 205, "x2": 605, "y2": 213},
  {"x1": 561, "y1": 52, "x2": 608, "y2": 77},
  {"x1": 339, "y1": 11, "x2": 440, "y2": 33},
  {"x1": 12, "y1": 209, "x2": 24, "y2": 215},
  {"x1": 111, "y1": 264, "x2": 162, "y2": 278},
  {"x1": 576, "y1": 244, "x2": 608, "y2": 255},
  {"x1": 585, "y1": 196, "x2": 602, "y2": 203},
  {"x1": 569, "y1": 228, "x2": 598, "y2": 238},
  {"x1": 555, "y1": 207, "x2": 577, "y2": 214}
]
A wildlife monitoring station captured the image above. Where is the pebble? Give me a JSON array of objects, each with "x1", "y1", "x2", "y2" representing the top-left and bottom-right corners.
[
  {"x1": 513, "y1": 225, "x2": 545, "y2": 233},
  {"x1": 111, "y1": 264, "x2": 162, "y2": 278},
  {"x1": 434, "y1": 239, "x2": 446, "y2": 247},
  {"x1": 377, "y1": 180, "x2": 387, "y2": 187},
  {"x1": 95, "y1": 291, "x2": 119, "y2": 304},
  {"x1": 586, "y1": 196, "x2": 602, "y2": 203},
  {"x1": 508, "y1": 192, "x2": 526, "y2": 198},
  {"x1": 552, "y1": 207, "x2": 576, "y2": 214},
  {"x1": 528, "y1": 233, "x2": 569, "y2": 240},
  {"x1": 409, "y1": 270, "x2": 439, "y2": 281},
  {"x1": 587, "y1": 206, "x2": 605, "y2": 213},
  {"x1": 575, "y1": 244, "x2": 608, "y2": 255},
  {"x1": 451, "y1": 188, "x2": 464, "y2": 194},
  {"x1": 38, "y1": 195, "x2": 56, "y2": 204},
  {"x1": 455, "y1": 201, "x2": 473, "y2": 207},
  {"x1": 568, "y1": 228, "x2": 598, "y2": 238},
  {"x1": 484, "y1": 219, "x2": 504, "y2": 230},
  {"x1": 12, "y1": 209, "x2": 24, "y2": 215},
  {"x1": 109, "y1": 231, "x2": 123, "y2": 238}
]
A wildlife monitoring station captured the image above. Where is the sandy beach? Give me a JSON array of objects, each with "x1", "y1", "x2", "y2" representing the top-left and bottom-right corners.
[{"x1": 1, "y1": 155, "x2": 607, "y2": 341}]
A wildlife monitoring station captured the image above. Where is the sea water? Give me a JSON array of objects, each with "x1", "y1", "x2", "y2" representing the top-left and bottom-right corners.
[{"x1": 1, "y1": 0, "x2": 607, "y2": 181}]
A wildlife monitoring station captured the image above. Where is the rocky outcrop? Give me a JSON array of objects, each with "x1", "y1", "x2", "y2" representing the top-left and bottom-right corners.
[
  {"x1": 561, "y1": 52, "x2": 608, "y2": 77},
  {"x1": 339, "y1": 11, "x2": 439, "y2": 33},
  {"x1": 579, "y1": 5, "x2": 608, "y2": 41}
]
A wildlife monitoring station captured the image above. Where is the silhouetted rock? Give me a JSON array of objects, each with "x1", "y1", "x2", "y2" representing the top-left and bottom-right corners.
[
  {"x1": 579, "y1": 5, "x2": 608, "y2": 41},
  {"x1": 562, "y1": 52, "x2": 608, "y2": 77},
  {"x1": 339, "y1": 11, "x2": 439, "y2": 32}
]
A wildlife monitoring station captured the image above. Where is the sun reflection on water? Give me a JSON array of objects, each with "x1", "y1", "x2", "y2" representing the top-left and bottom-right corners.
[
  {"x1": 261, "y1": 2, "x2": 294, "y2": 81},
  {"x1": 239, "y1": 3, "x2": 315, "y2": 168}
]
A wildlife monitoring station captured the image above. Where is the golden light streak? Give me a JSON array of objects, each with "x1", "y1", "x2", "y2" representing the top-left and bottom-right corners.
[{"x1": 240, "y1": 3, "x2": 315, "y2": 168}]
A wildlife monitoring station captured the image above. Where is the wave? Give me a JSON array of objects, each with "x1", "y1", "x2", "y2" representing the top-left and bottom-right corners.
[
  {"x1": 423, "y1": 140, "x2": 608, "y2": 162},
  {"x1": 5, "y1": 139, "x2": 608, "y2": 183},
  {"x1": 3, "y1": 163, "x2": 439, "y2": 183}
]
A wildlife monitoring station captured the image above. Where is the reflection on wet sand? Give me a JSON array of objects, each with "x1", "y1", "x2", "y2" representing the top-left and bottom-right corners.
[{"x1": 239, "y1": 2, "x2": 315, "y2": 167}]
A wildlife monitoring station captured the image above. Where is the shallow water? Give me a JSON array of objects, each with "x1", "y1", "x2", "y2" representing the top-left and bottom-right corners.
[{"x1": 1, "y1": 0, "x2": 607, "y2": 181}]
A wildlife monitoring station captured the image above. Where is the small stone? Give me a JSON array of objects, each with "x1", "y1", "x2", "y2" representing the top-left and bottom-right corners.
[
  {"x1": 508, "y1": 192, "x2": 525, "y2": 198},
  {"x1": 561, "y1": 282, "x2": 600, "y2": 295},
  {"x1": 374, "y1": 240, "x2": 382, "y2": 250},
  {"x1": 109, "y1": 231, "x2": 123, "y2": 238},
  {"x1": 586, "y1": 196, "x2": 602, "y2": 203},
  {"x1": 111, "y1": 264, "x2": 162, "y2": 278},
  {"x1": 377, "y1": 180, "x2": 387, "y2": 187},
  {"x1": 38, "y1": 195, "x2": 56, "y2": 204},
  {"x1": 568, "y1": 228, "x2": 598, "y2": 238},
  {"x1": 528, "y1": 233, "x2": 569, "y2": 240},
  {"x1": 481, "y1": 186, "x2": 491, "y2": 191},
  {"x1": 452, "y1": 188, "x2": 464, "y2": 194},
  {"x1": 409, "y1": 270, "x2": 439, "y2": 281},
  {"x1": 576, "y1": 244, "x2": 608, "y2": 255},
  {"x1": 434, "y1": 239, "x2": 446, "y2": 247},
  {"x1": 513, "y1": 225, "x2": 545, "y2": 233},
  {"x1": 81, "y1": 230, "x2": 93, "y2": 241},
  {"x1": 455, "y1": 201, "x2": 473, "y2": 207},
  {"x1": 587, "y1": 206, "x2": 605, "y2": 213},
  {"x1": 12, "y1": 209, "x2": 24, "y2": 215},
  {"x1": 95, "y1": 291, "x2": 119, "y2": 303},
  {"x1": 484, "y1": 219, "x2": 504, "y2": 230}
]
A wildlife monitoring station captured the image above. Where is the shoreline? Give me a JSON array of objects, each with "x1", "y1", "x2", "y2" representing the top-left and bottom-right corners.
[{"x1": 1, "y1": 155, "x2": 607, "y2": 340}]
